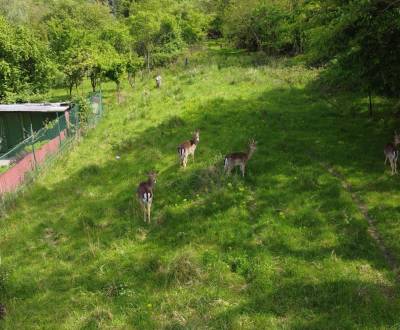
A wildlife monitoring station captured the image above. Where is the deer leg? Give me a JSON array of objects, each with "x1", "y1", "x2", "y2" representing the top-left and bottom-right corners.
[
  {"x1": 139, "y1": 201, "x2": 146, "y2": 222},
  {"x1": 390, "y1": 159, "x2": 395, "y2": 175},
  {"x1": 240, "y1": 164, "x2": 245, "y2": 177},
  {"x1": 385, "y1": 156, "x2": 388, "y2": 165},
  {"x1": 147, "y1": 202, "x2": 151, "y2": 223}
]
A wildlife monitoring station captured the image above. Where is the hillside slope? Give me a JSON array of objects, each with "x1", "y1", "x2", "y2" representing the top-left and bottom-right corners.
[{"x1": 1, "y1": 45, "x2": 400, "y2": 329}]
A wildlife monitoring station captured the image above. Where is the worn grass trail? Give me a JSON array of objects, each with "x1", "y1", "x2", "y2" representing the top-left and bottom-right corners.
[{"x1": 1, "y1": 45, "x2": 400, "y2": 329}]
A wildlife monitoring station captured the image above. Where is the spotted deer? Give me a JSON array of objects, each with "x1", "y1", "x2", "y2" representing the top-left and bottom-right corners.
[
  {"x1": 137, "y1": 172, "x2": 157, "y2": 223},
  {"x1": 384, "y1": 131, "x2": 400, "y2": 175},
  {"x1": 177, "y1": 130, "x2": 200, "y2": 168},
  {"x1": 224, "y1": 139, "x2": 257, "y2": 177}
]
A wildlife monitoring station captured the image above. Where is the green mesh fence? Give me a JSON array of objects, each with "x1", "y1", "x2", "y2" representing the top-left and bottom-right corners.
[{"x1": 0, "y1": 91, "x2": 103, "y2": 179}]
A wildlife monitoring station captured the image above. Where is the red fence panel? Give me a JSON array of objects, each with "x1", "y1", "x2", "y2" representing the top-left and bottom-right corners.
[{"x1": 0, "y1": 131, "x2": 66, "y2": 195}]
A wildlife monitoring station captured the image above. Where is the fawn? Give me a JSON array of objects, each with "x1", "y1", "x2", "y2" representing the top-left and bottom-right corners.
[
  {"x1": 384, "y1": 131, "x2": 400, "y2": 175},
  {"x1": 137, "y1": 171, "x2": 157, "y2": 223},
  {"x1": 224, "y1": 139, "x2": 257, "y2": 177},
  {"x1": 177, "y1": 130, "x2": 200, "y2": 168}
]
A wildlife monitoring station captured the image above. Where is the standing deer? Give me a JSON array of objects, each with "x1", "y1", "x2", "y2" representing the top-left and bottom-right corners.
[
  {"x1": 155, "y1": 75, "x2": 162, "y2": 88},
  {"x1": 137, "y1": 171, "x2": 157, "y2": 223},
  {"x1": 224, "y1": 139, "x2": 257, "y2": 177},
  {"x1": 177, "y1": 130, "x2": 200, "y2": 168},
  {"x1": 384, "y1": 131, "x2": 400, "y2": 175}
]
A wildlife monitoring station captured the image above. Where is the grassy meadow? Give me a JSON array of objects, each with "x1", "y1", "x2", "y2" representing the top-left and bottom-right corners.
[{"x1": 1, "y1": 44, "x2": 400, "y2": 329}]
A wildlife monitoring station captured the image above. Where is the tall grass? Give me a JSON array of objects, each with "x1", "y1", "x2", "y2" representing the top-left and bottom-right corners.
[{"x1": 0, "y1": 44, "x2": 399, "y2": 329}]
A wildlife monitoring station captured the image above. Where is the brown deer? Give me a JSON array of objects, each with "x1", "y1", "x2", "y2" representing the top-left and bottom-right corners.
[
  {"x1": 384, "y1": 131, "x2": 400, "y2": 175},
  {"x1": 224, "y1": 139, "x2": 257, "y2": 177},
  {"x1": 137, "y1": 171, "x2": 157, "y2": 223},
  {"x1": 177, "y1": 130, "x2": 200, "y2": 168}
]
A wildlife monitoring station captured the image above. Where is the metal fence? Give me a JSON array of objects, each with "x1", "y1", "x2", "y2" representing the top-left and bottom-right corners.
[{"x1": 0, "y1": 92, "x2": 103, "y2": 196}]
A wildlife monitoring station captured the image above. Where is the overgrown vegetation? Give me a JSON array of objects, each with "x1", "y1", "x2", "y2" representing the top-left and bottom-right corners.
[
  {"x1": 0, "y1": 44, "x2": 400, "y2": 328},
  {"x1": 209, "y1": 0, "x2": 400, "y2": 109},
  {"x1": 0, "y1": 0, "x2": 210, "y2": 101},
  {"x1": 2, "y1": 0, "x2": 400, "y2": 109}
]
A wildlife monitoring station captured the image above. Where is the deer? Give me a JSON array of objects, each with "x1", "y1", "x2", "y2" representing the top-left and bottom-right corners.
[
  {"x1": 177, "y1": 130, "x2": 200, "y2": 168},
  {"x1": 137, "y1": 171, "x2": 157, "y2": 223},
  {"x1": 384, "y1": 131, "x2": 400, "y2": 175},
  {"x1": 224, "y1": 139, "x2": 257, "y2": 177},
  {"x1": 155, "y1": 75, "x2": 162, "y2": 88}
]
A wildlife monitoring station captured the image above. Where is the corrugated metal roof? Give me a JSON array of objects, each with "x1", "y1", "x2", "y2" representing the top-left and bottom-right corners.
[{"x1": 0, "y1": 103, "x2": 70, "y2": 113}]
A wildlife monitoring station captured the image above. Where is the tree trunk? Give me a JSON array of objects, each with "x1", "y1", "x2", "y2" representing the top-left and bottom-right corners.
[
  {"x1": 91, "y1": 76, "x2": 96, "y2": 92},
  {"x1": 90, "y1": 74, "x2": 97, "y2": 93}
]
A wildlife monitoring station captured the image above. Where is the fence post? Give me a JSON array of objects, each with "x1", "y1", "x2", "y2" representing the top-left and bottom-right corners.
[
  {"x1": 56, "y1": 111, "x2": 63, "y2": 147},
  {"x1": 73, "y1": 104, "x2": 79, "y2": 141},
  {"x1": 30, "y1": 124, "x2": 37, "y2": 170}
]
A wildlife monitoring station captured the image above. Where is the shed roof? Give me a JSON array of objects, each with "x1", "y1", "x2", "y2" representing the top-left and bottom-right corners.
[{"x1": 0, "y1": 103, "x2": 70, "y2": 113}]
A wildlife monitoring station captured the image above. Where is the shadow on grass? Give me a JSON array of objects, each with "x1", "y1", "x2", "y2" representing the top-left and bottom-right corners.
[{"x1": 3, "y1": 83, "x2": 400, "y2": 328}]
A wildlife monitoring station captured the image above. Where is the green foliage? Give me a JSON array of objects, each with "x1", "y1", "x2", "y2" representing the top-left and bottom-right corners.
[
  {"x1": 0, "y1": 265, "x2": 8, "y2": 298},
  {"x1": 214, "y1": 0, "x2": 400, "y2": 99},
  {"x1": 104, "y1": 55, "x2": 126, "y2": 91},
  {"x1": 305, "y1": 0, "x2": 400, "y2": 97},
  {"x1": 0, "y1": 16, "x2": 54, "y2": 102},
  {"x1": 222, "y1": 0, "x2": 304, "y2": 54},
  {"x1": 0, "y1": 0, "x2": 210, "y2": 99},
  {"x1": 73, "y1": 95, "x2": 91, "y2": 127},
  {"x1": 126, "y1": 53, "x2": 144, "y2": 88}
]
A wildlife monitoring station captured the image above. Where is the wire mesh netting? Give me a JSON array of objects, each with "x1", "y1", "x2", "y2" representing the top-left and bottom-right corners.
[{"x1": 0, "y1": 92, "x2": 103, "y2": 195}]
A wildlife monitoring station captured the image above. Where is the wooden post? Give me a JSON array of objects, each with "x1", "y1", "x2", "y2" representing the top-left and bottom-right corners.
[
  {"x1": 30, "y1": 123, "x2": 37, "y2": 170},
  {"x1": 56, "y1": 111, "x2": 63, "y2": 147},
  {"x1": 75, "y1": 105, "x2": 80, "y2": 141}
]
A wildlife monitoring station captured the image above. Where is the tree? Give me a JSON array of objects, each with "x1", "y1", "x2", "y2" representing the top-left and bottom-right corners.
[
  {"x1": 129, "y1": 10, "x2": 160, "y2": 72},
  {"x1": 63, "y1": 48, "x2": 88, "y2": 96},
  {"x1": 0, "y1": 16, "x2": 54, "y2": 101},
  {"x1": 126, "y1": 53, "x2": 144, "y2": 88},
  {"x1": 306, "y1": 0, "x2": 400, "y2": 111},
  {"x1": 104, "y1": 54, "x2": 126, "y2": 100}
]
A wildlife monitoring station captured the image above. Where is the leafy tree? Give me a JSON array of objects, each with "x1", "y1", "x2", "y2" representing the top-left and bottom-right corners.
[
  {"x1": 63, "y1": 48, "x2": 88, "y2": 96},
  {"x1": 0, "y1": 16, "x2": 54, "y2": 101},
  {"x1": 306, "y1": 0, "x2": 400, "y2": 112},
  {"x1": 104, "y1": 55, "x2": 126, "y2": 95},
  {"x1": 126, "y1": 53, "x2": 144, "y2": 88},
  {"x1": 129, "y1": 10, "x2": 160, "y2": 71}
]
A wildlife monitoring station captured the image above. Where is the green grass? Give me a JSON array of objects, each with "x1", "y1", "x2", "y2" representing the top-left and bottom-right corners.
[
  {"x1": 0, "y1": 166, "x2": 9, "y2": 175},
  {"x1": 1, "y1": 44, "x2": 400, "y2": 329}
]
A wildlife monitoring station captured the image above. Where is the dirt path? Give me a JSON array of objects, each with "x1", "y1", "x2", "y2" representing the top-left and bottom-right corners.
[{"x1": 318, "y1": 160, "x2": 400, "y2": 280}]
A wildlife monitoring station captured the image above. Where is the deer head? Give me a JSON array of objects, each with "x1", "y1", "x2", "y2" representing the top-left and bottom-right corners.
[
  {"x1": 394, "y1": 131, "x2": 400, "y2": 145},
  {"x1": 148, "y1": 171, "x2": 157, "y2": 183},
  {"x1": 248, "y1": 139, "x2": 257, "y2": 151},
  {"x1": 193, "y1": 130, "x2": 200, "y2": 143}
]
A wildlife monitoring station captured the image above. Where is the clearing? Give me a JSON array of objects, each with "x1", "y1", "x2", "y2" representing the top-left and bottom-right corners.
[{"x1": 1, "y1": 44, "x2": 400, "y2": 329}]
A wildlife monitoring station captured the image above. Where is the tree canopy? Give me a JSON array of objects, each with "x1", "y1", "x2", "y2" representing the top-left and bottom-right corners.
[{"x1": 0, "y1": 0, "x2": 400, "y2": 101}]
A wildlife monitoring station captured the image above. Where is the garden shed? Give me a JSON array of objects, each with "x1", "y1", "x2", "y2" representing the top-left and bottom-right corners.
[{"x1": 0, "y1": 103, "x2": 70, "y2": 155}]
